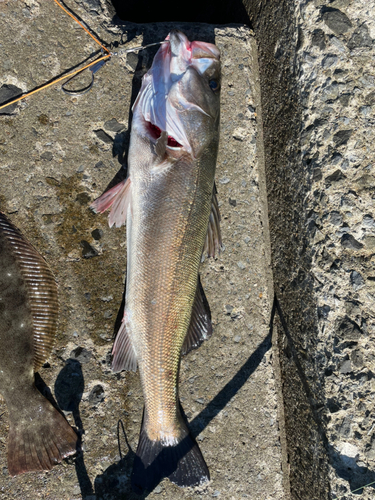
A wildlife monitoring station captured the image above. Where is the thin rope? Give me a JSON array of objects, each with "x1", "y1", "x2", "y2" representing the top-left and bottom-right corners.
[
  {"x1": 0, "y1": 1, "x2": 164, "y2": 112},
  {"x1": 52, "y1": 0, "x2": 110, "y2": 55},
  {"x1": 351, "y1": 481, "x2": 375, "y2": 493},
  {"x1": 0, "y1": 0, "x2": 110, "y2": 111},
  {"x1": 0, "y1": 55, "x2": 111, "y2": 112}
]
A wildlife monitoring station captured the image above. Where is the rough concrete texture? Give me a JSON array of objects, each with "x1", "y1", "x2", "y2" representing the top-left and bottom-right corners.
[
  {"x1": 244, "y1": 0, "x2": 330, "y2": 497},
  {"x1": 244, "y1": 0, "x2": 375, "y2": 499},
  {"x1": 0, "y1": 2, "x2": 283, "y2": 499},
  {"x1": 296, "y1": 2, "x2": 375, "y2": 498}
]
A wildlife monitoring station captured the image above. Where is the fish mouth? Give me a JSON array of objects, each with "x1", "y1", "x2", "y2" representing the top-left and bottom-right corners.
[{"x1": 147, "y1": 121, "x2": 183, "y2": 149}]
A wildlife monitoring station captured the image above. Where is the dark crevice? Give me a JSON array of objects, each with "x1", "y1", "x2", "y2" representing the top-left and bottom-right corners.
[{"x1": 109, "y1": 0, "x2": 251, "y2": 25}]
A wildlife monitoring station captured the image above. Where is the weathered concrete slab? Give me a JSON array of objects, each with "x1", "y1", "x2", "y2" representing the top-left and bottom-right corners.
[
  {"x1": 0, "y1": 2, "x2": 283, "y2": 499},
  {"x1": 244, "y1": 0, "x2": 375, "y2": 498},
  {"x1": 295, "y1": 2, "x2": 375, "y2": 498}
]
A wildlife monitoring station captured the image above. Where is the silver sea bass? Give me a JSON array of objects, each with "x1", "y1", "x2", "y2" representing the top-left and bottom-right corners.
[{"x1": 92, "y1": 30, "x2": 222, "y2": 492}]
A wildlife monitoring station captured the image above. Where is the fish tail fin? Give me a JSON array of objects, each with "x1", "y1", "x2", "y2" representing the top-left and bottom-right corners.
[
  {"x1": 131, "y1": 405, "x2": 209, "y2": 493},
  {"x1": 7, "y1": 390, "x2": 77, "y2": 476}
]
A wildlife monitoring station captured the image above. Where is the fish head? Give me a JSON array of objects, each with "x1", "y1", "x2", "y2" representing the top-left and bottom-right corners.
[{"x1": 133, "y1": 30, "x2": 221, "y2": 159}]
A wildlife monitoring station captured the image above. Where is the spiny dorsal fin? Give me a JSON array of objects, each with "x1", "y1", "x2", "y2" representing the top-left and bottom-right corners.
[
  {"x1": 182, "y1": 276, "x2": 212, "y2": 355},
  {"x1": 203, "y1": 183, "x2": 222, "y2": 258},
  {"x1": 112, "y1": 317, "x2": 137, "y2": 372},
  {"x1": 0, "y1": 213, "x2": 58, "y2": 372},
  {"x1": 91, "y1": 177, "x2": 132, "y2": 228}
]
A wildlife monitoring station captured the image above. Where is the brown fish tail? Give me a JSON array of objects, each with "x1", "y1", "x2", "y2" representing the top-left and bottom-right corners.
[
  {"x1": 7, "y1": 392, "x2": 77, "y2": 476},
  {"x1": 131, "y1": 404, "x2": 209, "y2": 493}
]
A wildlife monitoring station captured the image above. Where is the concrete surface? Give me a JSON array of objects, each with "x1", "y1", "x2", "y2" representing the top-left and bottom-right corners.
[
  {"x1": 0, "y1": 2, "x2": 283, "y2": 499},
  {"x1": 294, "y1": 2, "x2": 375, "y2": 499},
  {"x1": 244, "y1": 0, "x2": 375, "y2": 499}
]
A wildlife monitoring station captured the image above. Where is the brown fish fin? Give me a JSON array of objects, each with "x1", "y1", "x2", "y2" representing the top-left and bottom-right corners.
[
  {"x1": 131, "y1": 404, "x2": 209, "y2": 493},
  {"x1": 0, "y1": 213, "x2": 58, "y2": 372},
  {"x1": 7, "y1": 387, "x2": 77, "y2": 475},
  {"x1": 203, "y1": 183, "x2": 222, "y2": 258},
  {"x1": 90, "y1": 177, "x2": 132, "y2": 228},
  {"x1": 182, "y1": 276, "x2": 212, "y2": 356},
  {"x1": 111, "y1": 319, "x2": 137, "y2": 372}
]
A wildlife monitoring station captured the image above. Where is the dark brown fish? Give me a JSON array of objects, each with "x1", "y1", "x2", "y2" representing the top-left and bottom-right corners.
[{"x1": 0, "y1": 212, "x2": 77, "y2": 475}]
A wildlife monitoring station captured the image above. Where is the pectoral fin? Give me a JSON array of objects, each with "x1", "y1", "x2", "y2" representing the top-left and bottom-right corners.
[
  {"x1": 203, "y1": 184, "x2": 222, "y2": 258},
  {"x1": 91, "y1": 177, "x2": 132, "y2": 228},
  {"x1": 182, "y1": 276, "x2": 212, "y2": 355}
]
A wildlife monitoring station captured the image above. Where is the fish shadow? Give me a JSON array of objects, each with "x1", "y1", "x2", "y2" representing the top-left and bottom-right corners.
[
  {"x1": 54, "y1": 358, "x2": 94, "y2": 499},
  {"x1": 34, "y1": 371, "x2": 67, "y2": 414},
  {"x1": 113, "y1": 130, "x2": 130, "y2": 166}
]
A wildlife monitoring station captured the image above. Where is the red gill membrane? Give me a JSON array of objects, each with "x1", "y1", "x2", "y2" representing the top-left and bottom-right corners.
[{"x1": 148, "y1": 122, "x2": 182, "y2": 148}]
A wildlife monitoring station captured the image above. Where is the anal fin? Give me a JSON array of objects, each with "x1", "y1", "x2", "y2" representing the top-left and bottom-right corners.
[
  {"x1": 112, "y1": 317, "x2": 137, "y2": 373},
  {"x1": 182, "y1": 276, "x2": 212, "y2": 356},
  {"x1": 203, "y1": 183, "x2": 222, "y2": 258},
  {"x1": 90, "y1": 177, "x2": 132, "y2": 228}
]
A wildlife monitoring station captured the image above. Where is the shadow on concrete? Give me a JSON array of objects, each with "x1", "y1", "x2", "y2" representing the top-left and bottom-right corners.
[
  {"x1": 329, "y1": 444, "x2": 375, "y2": 495},
  {"x1": 274, "y1": 295, "x2": 327, "y2": 439},
  {"x1": 34, "y1": 371, "x2": 66, "y2": 413},
  {"x1": 274, "y1": 295, "x2": 375, "y2": 496},
  {"x1": 55, "y1": 359, "x2": 94, "y2": 499},
  {"x1": 94, "y1": 420, "x2": 138, "y2": 500},
  {"x1": 190, "y1": 330, "x2": 272, "y2": 438}
]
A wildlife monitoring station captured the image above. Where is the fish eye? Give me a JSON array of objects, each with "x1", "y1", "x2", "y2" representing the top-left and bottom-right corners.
[{"x1": 209, "y1": 79, "x2": 219, "y2": 91}]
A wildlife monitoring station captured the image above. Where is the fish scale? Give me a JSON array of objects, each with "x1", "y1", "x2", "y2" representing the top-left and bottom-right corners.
[
  {"x1": 131, "y1": 157, "x2": 212, "y2": 429},
  {"x1": 92, "y1": 29, "x2": 221, "y2": 492}
]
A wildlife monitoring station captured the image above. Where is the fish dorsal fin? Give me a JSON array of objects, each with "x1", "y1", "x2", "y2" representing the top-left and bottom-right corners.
[
  {"x1": 91, "y1": 177, "x2": 132, "y2": 228},
  {"x1": 112, "y1": 317, "x2": 137, "y2": 372},
  {"x1": 0, "y1": 213, "x2": 58, "y2": 372},
  {"x1": 203, "y1": 184, "x2": 222, "y2": 258},
  {"x1": 182, "y1": 277, "x2": 212, "y2": 355}
]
